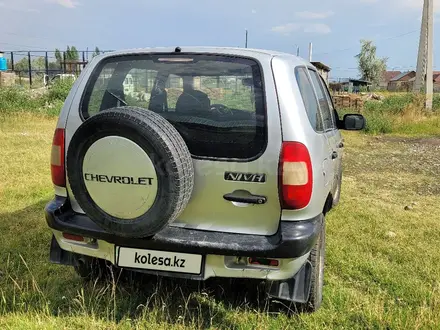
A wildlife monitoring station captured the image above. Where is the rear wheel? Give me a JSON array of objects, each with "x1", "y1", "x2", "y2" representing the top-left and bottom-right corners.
[
  {"x1": 332, "y1": 167, "x2": 342, "y2": 207},
  {"x1": 301, "y1": 216, "x2": 325, "y2": 312},
  {"x1": 73, "y1": 255, "x2": 114, "y2": 281}
]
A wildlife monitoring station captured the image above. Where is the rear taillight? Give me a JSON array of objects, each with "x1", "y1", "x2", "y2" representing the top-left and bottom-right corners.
[
  {"x1": 51, "y1": 128, "x2": 66, "y2": 187},
  {"x1": 279, "y1": 142, "x2": 313, "y2": 209}
]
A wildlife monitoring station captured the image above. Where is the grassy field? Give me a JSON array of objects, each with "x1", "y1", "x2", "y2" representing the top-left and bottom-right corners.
[{"x1": 0, "y1": 111, "x2": 439, "y2": 329}]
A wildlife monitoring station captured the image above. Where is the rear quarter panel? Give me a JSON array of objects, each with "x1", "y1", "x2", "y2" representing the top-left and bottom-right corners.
[{"x1": 271, "y1": 55, "x2": 331, "y2": 221}]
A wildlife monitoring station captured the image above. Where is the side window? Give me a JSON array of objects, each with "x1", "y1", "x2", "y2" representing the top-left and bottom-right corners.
[
  {"x1": 87, "y1": 65, "x2": 116, "y2": 117},
  {"x1": 317, "y1": 74, "x2": 338, "y2": 129},
  {"x1": 295, "y1": 67, "x2": 324, "y2": 132},
  {"x1": 308, "y1": 69, "x2": 334, "y2": 131}
]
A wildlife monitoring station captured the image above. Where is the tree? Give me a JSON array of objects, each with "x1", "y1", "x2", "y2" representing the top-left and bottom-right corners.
[
  {"x1": 355, "y1": 40, "x2": 387, "y2": 87},
  {"x1": 92, "y1": 46, "x2": 101, "y2": 58},
  {"x1": 66, "y1": 46, "x2": 71, "y2": 60},
  {"x1": 14, "y1": 57, "x2": 29, "y2": 72},
  {"x1": 32, "y1": 57, "x2": 45, "y2": 70},
  {"x1": 69, "y1": 46, "x2": 79, "y2": 61},
  {"x1": 55, "y1": 49, "x2": 62, "y2": 64}
]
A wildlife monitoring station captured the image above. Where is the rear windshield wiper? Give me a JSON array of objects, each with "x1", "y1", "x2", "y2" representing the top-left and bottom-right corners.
[{"x1": 106, "y1": 90, "x2": 127, "y2": 106}]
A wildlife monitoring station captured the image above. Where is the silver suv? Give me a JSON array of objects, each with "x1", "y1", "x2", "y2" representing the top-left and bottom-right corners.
[{"x1": 45, "y1": 47, "x2": 365, "y2": 312}]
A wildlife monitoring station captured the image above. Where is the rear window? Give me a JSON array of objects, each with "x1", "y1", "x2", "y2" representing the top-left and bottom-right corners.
[{"x1": 81, "y1": 54, "x2": 266, "y2": 160}]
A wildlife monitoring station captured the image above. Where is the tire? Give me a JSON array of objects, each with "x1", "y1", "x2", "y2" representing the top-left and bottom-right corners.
[
  {"x1": 73, "y1": 255, "x2": 113, "y2": 281},
  {"x1": 302, "y1": 215, "x2": 326, "y2": 312},
  {"x1": 332, "y1": 166, "x2": 342, "y2": 207},
  {"x1": 67, "y1": 106, "x2": 194, "y2": 238}
]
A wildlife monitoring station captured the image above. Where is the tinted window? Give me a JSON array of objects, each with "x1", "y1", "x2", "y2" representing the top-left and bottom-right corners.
[
  {"x1": 295, "y1": 67, "x2": 323, "y2": 132},
  {"x1": 317, "y1": 76, "x2": 337, "y2": 129},
  {"x1": 82, "y1": 54, "x2": 266, "y2": 160},
  {"x1": 308, "y1": 69, "x2": 333, "y2": 131}
]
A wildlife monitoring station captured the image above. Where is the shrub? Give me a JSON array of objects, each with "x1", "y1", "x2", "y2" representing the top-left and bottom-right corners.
[
  {"x1": 0, "y1": 79, "x2": 73, "y2": 116},
  {"x1": 363, "y1": 113, "x2": 393, "y2": 134},
  {"x1": 433, "y1": 94, "x2": 440, "y2": 111},
  {"x1": 363, "y1": 94, "x2": 417, "y2": 115},
  {"x1": 340, "y1": 93, "x2": 439, "y2": 135},
  {"x1": 0, "y1": 87, "x2": 44, "y2": 111},
  {"x1": 45, "y1": 79, "x2": 74, "y2": 103}
]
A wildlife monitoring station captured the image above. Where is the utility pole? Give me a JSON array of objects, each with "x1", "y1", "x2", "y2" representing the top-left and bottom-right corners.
[
  {"x1": 297, "y1": 46, "x2": 300, "y2": 57},
  {"x1": 308, "y1": 42, "x2": 313, "y2": 62},
  {"x1": 245, "y1": 29, "x2": 248, "y2": 48},
  {"x1": 414, "y1": 0, "x2": 434, "y2": 110}
]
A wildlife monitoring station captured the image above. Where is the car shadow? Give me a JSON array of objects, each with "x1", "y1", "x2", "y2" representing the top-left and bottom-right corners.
[
  {"x1": 95, "y1": 266, "x2": 299, "y2": 326},
  {"x1": 0, "y1": 200, "x2": 299, "y2": 328}
]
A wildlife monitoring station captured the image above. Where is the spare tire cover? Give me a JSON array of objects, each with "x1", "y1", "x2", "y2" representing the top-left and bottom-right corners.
[{"x1": 66, "y1": 106, "x2": 194, "y2": 238}]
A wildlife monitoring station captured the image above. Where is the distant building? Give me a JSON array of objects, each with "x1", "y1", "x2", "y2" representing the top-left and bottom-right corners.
[
  {"x1": 311, "y1": 61, "x2": 331, "y2": 86},
  {"x1": 330, "y1": 78, "x2": 371, "y2": 93},
  {"x1": 380, "y1": 71, "x2": 401, "y2": 90},
  {"x1": 387, "y1": 71, "x2": 416, "y2": 92}
]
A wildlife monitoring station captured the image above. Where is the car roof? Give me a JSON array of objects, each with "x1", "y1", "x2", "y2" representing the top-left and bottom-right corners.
[{"x1": 96, "y1": 46, "x2": 311, "y2": 67}]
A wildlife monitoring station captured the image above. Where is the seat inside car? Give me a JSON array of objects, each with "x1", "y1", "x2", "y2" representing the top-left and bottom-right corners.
[{"x1": 175, "y1": 77, "x2": 211, "y2": 115}]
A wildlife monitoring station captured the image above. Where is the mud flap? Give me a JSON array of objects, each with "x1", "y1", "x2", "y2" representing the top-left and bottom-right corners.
[
  {"x1": 49, "y1": 235, "x2": 76, "y2": 266},
  {"x1": 267, "y1": 260, "x2": 312, "y2": 304}
]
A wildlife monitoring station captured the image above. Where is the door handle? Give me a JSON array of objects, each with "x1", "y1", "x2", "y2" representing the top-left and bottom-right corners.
[
  {"x1": 331, "y1": 151, "x2": 338, "y2": 160},
  {"x1": 223, "y1": 192, "x2": 267, "y2": 205},
  {"x1": 338, "y1": 142, "x2": 344, "y2": 148}
]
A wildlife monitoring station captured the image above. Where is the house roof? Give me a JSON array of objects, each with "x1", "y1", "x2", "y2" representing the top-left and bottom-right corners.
[
  {"x1": 390, "y1": 71, "x2": 416, "y2": 81},
  {"x1": 387, "y1": 70, "x2": 440, "y2": 83},
  {"x1": 311, "y1": 61, "x2": 331, "y2": 72},
  {"x1": 383, "y1": 71, "x2": 401, "y2": 82},
  {"x1": 339, "y1": 78, "x2": 371, "y2": 84}
]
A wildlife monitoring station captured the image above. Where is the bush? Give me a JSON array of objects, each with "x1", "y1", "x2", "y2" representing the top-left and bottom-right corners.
[
  {"x1": 0, "y1": 79, "x2": 73, "y2": 116},
  {"x1": 433, "y1": 94, "x2": 440, "y2": 111},
  {"x1": 0, "y1": 87, "x2": 44, "y2": 111},
  {"x1": 361, "y1": 93, "x2": 440, "y2": 135},
  {"x1": 364, "y1": 113, "x2": 393, "y2": 134},
  {"x1": 363, "y1": 94, "x2": 417, "y2": 115},
  {"x1": 45, "y1": 79, "x2": 74, "y2": 103}
]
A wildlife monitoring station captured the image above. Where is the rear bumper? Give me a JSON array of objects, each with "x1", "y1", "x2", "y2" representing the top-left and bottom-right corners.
[{"x1": 45, "y1": 196, "x2": 322, "y2": 259}]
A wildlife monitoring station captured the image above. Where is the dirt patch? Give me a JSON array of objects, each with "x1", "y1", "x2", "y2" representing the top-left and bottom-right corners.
[
  {"x1": 379, "y1": 136, "x2": 440, "y2": 147},
  {"x1": 343, "y1": 133, "x2": 440, "y2": 196}
]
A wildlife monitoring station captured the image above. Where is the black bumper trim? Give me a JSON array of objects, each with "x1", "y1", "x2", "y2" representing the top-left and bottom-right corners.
[{"x1": 45, "y1": 197, "x2": 322, "y2": 259}]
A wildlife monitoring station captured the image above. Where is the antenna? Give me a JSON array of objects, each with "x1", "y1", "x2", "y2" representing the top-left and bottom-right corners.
[
  {"x1": 308, "y1": 42, "x2": 313, "y2": 62},
  {"x1": 245, "y1": 29, "x2": 248, "y2": 48}
]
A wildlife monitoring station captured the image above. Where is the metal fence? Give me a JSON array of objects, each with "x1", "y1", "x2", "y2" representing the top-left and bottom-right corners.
[{"x1": 1, "y1": 50, "x2": 113, "y2": 88}]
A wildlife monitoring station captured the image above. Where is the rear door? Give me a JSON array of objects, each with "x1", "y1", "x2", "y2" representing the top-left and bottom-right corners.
[{"x1": 74, "y1": 52, "x2": 283, "y2": 236}]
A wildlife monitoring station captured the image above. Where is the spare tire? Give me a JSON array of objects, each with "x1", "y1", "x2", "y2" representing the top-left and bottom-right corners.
[{"x1": 66, "y1": 106, "x2": 194, "y2": 238}]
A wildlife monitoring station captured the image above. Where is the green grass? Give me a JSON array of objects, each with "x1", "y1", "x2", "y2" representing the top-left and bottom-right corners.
[
  {"x1": 0, "y1": 80, "x2": 73, "y2": 117},
  {"x1": 0, "y1": 113, "x2": 440, "y2": 329},
  {"x1": 338, "y1": 93, "x2": 440, "y2": 135}
]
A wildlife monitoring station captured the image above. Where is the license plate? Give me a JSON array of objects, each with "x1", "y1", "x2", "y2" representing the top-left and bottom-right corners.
[{"x1": 116, "y1": 247, "x2": 203, "y2": 275}]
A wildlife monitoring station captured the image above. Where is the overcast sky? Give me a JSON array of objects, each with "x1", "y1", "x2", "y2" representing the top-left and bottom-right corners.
[{"x1": 0, "y1": 0, "x2": 439, "y2": 78}]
